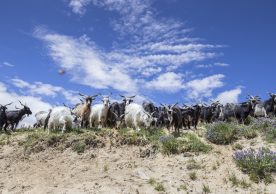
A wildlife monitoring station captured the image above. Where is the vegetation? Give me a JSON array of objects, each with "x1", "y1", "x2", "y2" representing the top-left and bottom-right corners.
[
  {"x1": 228, "y1": 173, "x2": 251, "y2": 188},
  {"x1": 234, "y1": 147, "x2": 276, "y2": 184},
  {"x1": 189, "y1": 172, "x2": 197, "y2": 180},
  {"x1": 265, "y1": 128, "x2": 276, "y2": 143},
  {"x1": 148, "y1": 178, "x2": 165, "y2": 192},
  {"x1": 186, "y1": 159, "x2": 202, "y2": 170},
  {"x1": 202, "y1": 184, "x2": 211, "y2": 194},
  {"x1": 240, "y1": 126, "x2": 257, "y2": 139},
  {"x1": 232, "y1": 143, "x2": 244, "y2": 150},
  {"x1": 206, "y1": 122, "x2": 238, "y2": 145},
  {"x1": 148, "y1": 178, "x2": 156, "y2": 186},
  {"x1": 161, "y1": 133, "x2": 211, "y2": 155},
  {"x1": 72, "y1": 141, "x2": 86, "y2": 154},
  {"x1": 103, "y1": 164, "x2": 109, "y2": 172},
  {"x1": 177, "y1": 184, "x2": 188, "y2": 191},
  {"x1": 154, "y1": 182, "x2": 165, "y2": 192}
]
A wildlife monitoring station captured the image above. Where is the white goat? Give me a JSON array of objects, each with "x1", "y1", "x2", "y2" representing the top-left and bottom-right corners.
[
  {"x1": 48, "y1": 106, "x2": 76, "y2": 133},
  {"x1": 253, "y1": 103, "x2": 267, "y2": 117},
  {"x1": 90, "y1": 96, "x2": 110, "y2": 128},
  {"x1": 124, "y1": 103, "x2": 153, "y2": 131},
  {"x1": 34, "y1": 110, "x2": 49, "y2": 128}
]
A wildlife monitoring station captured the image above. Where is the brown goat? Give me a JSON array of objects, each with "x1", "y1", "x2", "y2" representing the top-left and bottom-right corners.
[{"x1": 73, "y1": 93, "x2": 99, "y2": 128}]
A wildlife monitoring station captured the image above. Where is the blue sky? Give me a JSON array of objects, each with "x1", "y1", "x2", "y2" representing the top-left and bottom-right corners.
[{"x1": 0, "y1": 0, "x2": 275, "y2": 120}]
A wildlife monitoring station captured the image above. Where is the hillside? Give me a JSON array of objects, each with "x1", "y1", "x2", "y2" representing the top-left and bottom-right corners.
[{"x1": 0, "y1": 118, "x2": 275, "y2": 194}]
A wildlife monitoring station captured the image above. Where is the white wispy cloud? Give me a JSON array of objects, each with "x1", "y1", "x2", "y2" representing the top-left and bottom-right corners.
[
  {"x1": 1, "y1": 61, "x2": 14, "y2": 67},
  {"x1": 215, "y1": 87, "x2": 242, "y2": 105},
  {"x1": 34, "y1": 28, "x2": 138, "y2": 93},
  {"x1": 42, "y1": 0, "x2": 226, "y2": 99},
  {"x1": 185, "y1": 74, "x2": 225, "y2": 100},
  {"x1": 67, "y1": 0, "x2": 91, "y2": 15},
  {"x1": 10, "y1": 78, "x2": 81, "y2": 105},
  {"x1": 196, "y1": 63, "x2": 229, "y2": 68},
  {"x1": 146, "y1": 72, "x2": 184, "y2": 93}
]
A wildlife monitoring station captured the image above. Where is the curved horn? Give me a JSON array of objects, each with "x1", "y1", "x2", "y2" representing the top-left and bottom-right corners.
[
  {"x1": 18, "y1": 100, "x2": 24, "y2": 106},
  {"x1": 92, "y1": 93, "x2": 101, "y2": 98},
  {"x1": 119, "y1": 94, "x2": 126, "y2": 98},
  {"x1": 150, "y1": 111, "x2": 156, "y2": 116},
  {"x1": 160, "y1": 103, "x2": 169, "y2": 110},
  {"x1": 172, "y1": 102, "x2": 178, "y2": 108},
  {"x1": 78, "y1": 92, "x2": 86, "y2": 97},
  {"x1": 4, "y1": 102, "x2": 12, "y2": 107},
  {"x1": 128, "y1": 95, "x2": 136, "y2": 98}
]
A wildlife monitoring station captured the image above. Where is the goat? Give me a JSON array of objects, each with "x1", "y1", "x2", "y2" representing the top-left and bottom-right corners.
[
  {"x1": 90, "y1": 94, "x2": 111, "y2": 128},
  {"x1": 161, "y1": 103, "x2": 183, "y2": 134},
  {"x1": 124, "y1": 103, "x2": 154, "y2": 131},
  {"x1": 72, "y1": 93, "x2": 99, "y2": 128},
  {"x1": 48, "y1": 106, "x2": 77, "y2": 133},
  {"x1": 3, "y1": 101, "x2": 32, "y2": 132},
  {"x1": 106, "y1": 102, "x2": 125, "y2": 129},
  {"x1": 0, "y1": 102, "x2": 12, "y2": 130},
  {"x1": 264, "y1": 93, "x2": 276, "y2": 117}
]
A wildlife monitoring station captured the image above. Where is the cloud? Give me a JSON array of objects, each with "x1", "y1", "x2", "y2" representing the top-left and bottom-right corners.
[
  {"x1": 10, "y1": 78, "x2": 81, "y2": 105},
  {"x1": 51, "y1": 0, "x2": 224, "y2": 95},
  {"x1": 215, "y1": 87, "x2": 242, "y2": 105},
  {"x1": 67, "y1": 0, "x2": 91, "y2": 15},
  {"x1": 1, "y1": 61, "x2": 14, "y2": 67},
  {"x1": 146, "y1": 72, "x2": 184, "y2": 93},
  {"x1": 0, "y1": 82, "x2": 52, "y2": 127},
  {"x1": 196, "y1": 63, "x2": 229, "y2": 68},
  {"x1": 34, "y1": 28, "x2": 138, "y2": 93},
  {"x1": 185, "y1": 74, "x2": 225, "y2": 100}
]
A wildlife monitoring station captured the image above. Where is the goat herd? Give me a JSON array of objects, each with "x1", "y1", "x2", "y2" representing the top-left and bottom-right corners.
[{"x1": 0, "y1": 93, "x2": 275, "y2": 134}]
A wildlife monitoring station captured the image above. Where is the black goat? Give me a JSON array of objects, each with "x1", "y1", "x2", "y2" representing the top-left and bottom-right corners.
[
  {"x1": 3, "y1": 101, "x2": 32, "y2": 132},
  {"x1": 0, "y1": 102, "x2": 12, "y2": 130}
]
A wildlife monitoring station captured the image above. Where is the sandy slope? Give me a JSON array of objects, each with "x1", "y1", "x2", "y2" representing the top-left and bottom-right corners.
[{"x1": 0, "y1": 131, "x2": 275, "y2": 194}]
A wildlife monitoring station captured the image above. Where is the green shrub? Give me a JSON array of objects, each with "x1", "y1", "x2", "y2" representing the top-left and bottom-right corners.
[
  {"x1": 206, "y1": 122, "x2": 238, "y2": 145},
  {"x1": 202, "y1": 184, "x2": 211, "y2": 194},
  {"x1": 241, "y1": 126, "x2": 257, "y2": 139},
  {"x1": 72, "y1": 141, "x2": 86, "y2": 154},
  {"x1": 119, "y1": 132, "x2": 148, "y2": 146},
  {"x1": 244, "y1": 116, "x2": 253, "y2": 125},
  {"x1": 154, "y1": 182, "x2": 165, "y2": 192},
  {"x1": 180, "y1": 133, "x2": 212, "y2": 153},
  {"x1": 186, "y1": 159, "x2": 202, "y2": 170},
  {"x1": 234, "y1": 147, "x2": 276, "y2": 183},
  {"x1": 229, "y1": 173, "x2": 239, "y2": 186},
  {"x1": 148, "y1": 178, "x2": 156, "y2": 186},
  {"x1": 265, "y1": 128, "x2": 276, "y2": 143},
  {"x1": 161, "y1": 134, "x2": 211, "y2": 155},
  {"x1": 161, "y1": 136, "x2": 179, "y2": 155},
  {"x1": 189, "y1": 172, "x2": 197, "y2": 180},
  {"x1": 232, "y1": 143, "x2": 244, "y2": 150}
]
